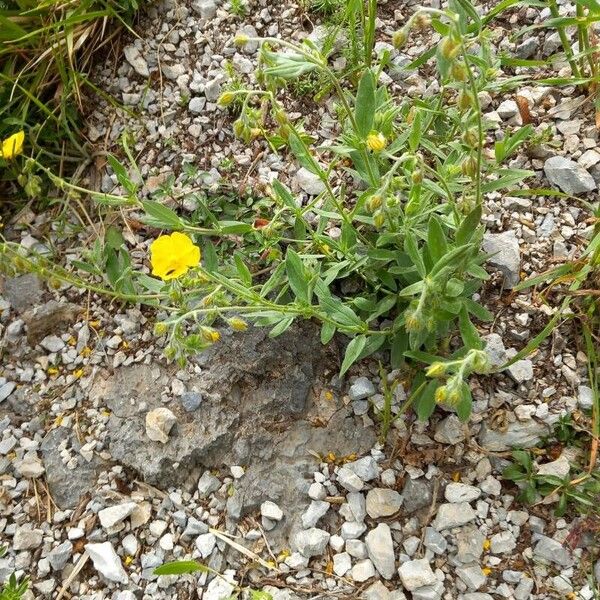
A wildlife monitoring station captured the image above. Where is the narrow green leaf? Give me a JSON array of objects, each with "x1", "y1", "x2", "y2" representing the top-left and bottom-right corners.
[
  {"x1": 142, "y1": 200, "x2": 182, "y2": 230},
  {"x1": 269, "y1": 316, "x2": 295, "y2": 337},
  {"x1": 234, "y1": 253, "x2": 252, "y2": 286},
  {"x1": 355, "y1": 69, "x2": 376, "y2": 138},
  {"x1": 285, "y1": 248, "x2": 310, "y2": 303},
  {"x1": 340, "y1": 335, "x2": 367, "y2": 377},
  {"x1": 427, "y1": 216, "x2": 448, "y2": 264},
  {"x1": 153, "y1": 561, "x2": 208, "y2": 576},
  {"x1": 321, "y1": 322, "x2": 336, "y2": 344},
  {"x1": 415, "y1": 379, "x2": 439, "y2": 421}
]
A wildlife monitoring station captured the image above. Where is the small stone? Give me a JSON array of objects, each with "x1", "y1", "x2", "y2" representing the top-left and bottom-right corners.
[
  {"x1": 180, "y1": 391, "x2": 203, "y2": 412},
  {"x1": 366, "y1": 488, "x2": 402, "y2": 518},
  {"x1": 301, "y1": 500, "x2": 329, "y2": 528},
  {"x1": 98, "y1": 502, "x2": 137, "y2": 529},
  {"x1": 333, "y1": 552, "x2": 352, "y2": 576},
  {"x1": 346, "y1": 456, "x2": 380, "y2": 481},
  {"x1": 308, "y1": 482, "x2": 327, "y2": 500},
  {"x1": 41, "y1": 335, "x2": 65, "y2": 352},
  {"x1": 293, "y1": 528, "x2": 330, "y2": 558},
  {"x1": 432, "y1": 502, "x2": 477, "y2": 530},
  {"x1": 578, "y1": 385, "x2": 594, "y2": 410},
  {"x1": 434, "y1": 415, "x2": 465, "y2": 445},
  {"x1": 198, "y1": 471, "x2": 221, "y2": 497},
  {"x1": 188, "y1": 96, "x2": 207, "y2": 114},
  {"x1": 0, "y1": 382, "x2": 16, "y2": 403},
  {"x1": 402, "y1": 478, "x2": 432, "y2": 513},
  {"x1": 47, "y1": 541, "x2": 73, "y2": 571},
  {"x1": 196, "y1": 533, "x2": 216, "y2": 558},
  {"x1": 423, "y1": 528, "x2": 447, "y2": 554},
  {"x1": 545, "y1": 155, "x2": 597, "y2": 195},
  {"x1": 145, "y1": 407, "x2": 177, "y2": 444},
  {"x1": 230, "y1": 465, "x2": 244, "y2": 479},
  {"x1": 346, "y1": 539, "x2": 368, "y2": 559},
  {"x1": 122, "y1": 534, "x2": 138, "y2": 556},
  {"x1": 490, "y1": 531, "x2": 516, "y2": 554},
  {"x1": 456, "y1": 565, "x2": 487, "y2": 591},
  {"x1": 85, "y1": 542, "x2": 129, "y2": 584},
  {"x1": 336, "y1": 466, "x2": 364, "y2": 492},
  {"x1": 398, "y1": 558, "x2": 437, "y2": 591},
  {"x1": 514, "y1": 577, "x2": 534, "y2": 600},
  {"x1": 17, "y1": 456, "x2": 45, "y2": 479},
  {"x1": 124, "y1": 45, "x2": 150, "y2": 77},
  {"x1": 536, "y1": 455, "x2": 570, "y2": 478},
  {"x1": 349, "y1": 377, "x2": 375, "y2": 401},
  {"x1": 507, "y1": 359, "x2": 534, "y2": 383},
  {"x1": 444, "y1": 483, "x2": 481, "y2": 504},
  {"x1": 533, "y1": 535, "x2": 574, "y2": 567},
  {"x1": 261, "y1": 501, "x2": 283, "y2": 522},
  {"x1": 365, "y1": 523, "x2": 395, "y2": 580},
  {"x1": 13, "y1": 527, "x2": 43, "y2": 550},
  {"x1": 341, "y1": 521, "x2": 367, "y2": 540},
  {"x1": 149, "y1": 520, "x2": 168, "y2": 538},
  {"x1": 482, "y1": 230, "x2": 521, "y2": 289},
  {"x1": 351, "y1": 559, "x2": 375, "y2": 582},
  {"x1": 497, "y1": 100, "x2": 518, "y2": 119},
  {"x1": 295, "y1": 167, "x2": 326, "y2": 196},
  {"x1": 192, "y1": 0, "x2": 217, "y2": 19}
]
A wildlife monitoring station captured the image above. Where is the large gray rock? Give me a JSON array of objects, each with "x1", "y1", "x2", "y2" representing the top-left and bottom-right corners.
[
  {"x1": 96, "y1": 324, "x2": 375, "y2": 546},
  {"x1": 479, "y1": 420, "x2": 551, "y2": 451},
  {"x1": 40, "y1": 428, "x2": 105, "y2": 509},
  {"x1": 544, "y1": 156, "x2": 596, "y2": 195},
  {"x1": 2, "y1": 274, "x2": 43, "y2": 313},
  {"x1": 365, "y1": 523, "x2": 395, "y2": 580},
  {"x1": 482, "y1": 230, "x2": 520, "y2": 289},
  {"x1": 22, "y1": 300, "x2": 81, "y2": 345}
]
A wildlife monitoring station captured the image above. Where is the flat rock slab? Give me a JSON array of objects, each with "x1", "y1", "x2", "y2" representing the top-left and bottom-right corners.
[{"x1": 91, "y1": 324, "x2": 376, "y2": 543}]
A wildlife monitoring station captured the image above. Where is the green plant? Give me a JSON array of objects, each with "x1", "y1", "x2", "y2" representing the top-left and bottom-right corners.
[
  {"x1": 503, "y1": 449, "x2": 600, "y2": 516},
  {"x1": 3, "y1": 1, "x2": 538, "y2": 424},
  {"x1": 229, "y1": 0, "x2": 246, "y2": 17},
  {"x1": 0, "y1": 0, "x2": 139, "y2": 190},
  {"x1": 0, "y1": 547, "x2": 29, "y2": 600}
]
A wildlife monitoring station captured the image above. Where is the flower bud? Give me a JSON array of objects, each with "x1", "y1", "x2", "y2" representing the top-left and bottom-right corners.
[
  {"x1": 229, "y1": 317, "x2": 249, "y2": 331},
  {"x1": 234, "y1": 33, "x2": 249, "y2": 47},
  {"x1": 217, "y1": 92, "x2": 236, "y2": 107},
  {"x1": 392, "y1": 29, "x2": 407, "y2": 49},
  {"x1": 470, "y1": 350, "x2": 490, "y2": 373},
  {"x1": 367, "y1": 132, "x2": 387, "y2": 152},
  {"x1": 457, "y1": 90, "x2": 472, "y2": 111},
  {"x1": 440, "y1": 37, "x2": 460, "y2": 60},
  {"x1": 411, "y1": 169, "x2": 423, "y2": 185},
  {"x1": 462, "y1": 128, "x2": 479, "y2": 148},
  {"x1": 201, "y1": 327, "x2": 221, "y2": 343},
  {"x1": 373, "y1": 210, "x2": 386, "y2": 229},
  {"x1": 451, "y1": 62, "x2": 468, "y2": 82},
  {"x1": 426, "y1": 362, "x2": 447, "y2": 378},
  {"x1": 414, "y1": 13, "x2": 431, "y2": 30},
  {"x1": 154, "y1": 322, "x2": 168, "y2": 336},
  {"x1": 435, "y1": 385, "x2": 447, "y2": 403},
  {"x1": 367, "y1": 194, "x2": 383, "y2": 212},
  {"x1": 461, "y1": 156, "x2": 478, "y2": 178}
]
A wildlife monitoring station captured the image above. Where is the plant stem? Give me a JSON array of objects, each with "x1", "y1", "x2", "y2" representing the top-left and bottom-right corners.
[{"x1": 548, "y1": 0, "x2": 581, "y2": 78}]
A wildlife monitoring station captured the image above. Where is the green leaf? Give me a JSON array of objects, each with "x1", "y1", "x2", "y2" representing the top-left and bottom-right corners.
[
  {"x1": 202, "y1": 240, "x2": 218, "y2": 272},
  {"x1": 415, "y1": 379, "x2": 438, "y2": 421},
  {"x1": 105, "y1": 225, "x2": 126, "y2": 250},
  {"x1": 272, "y1": 180, "x2": 298, "y2": 209},
  {"x1": 502, "y1": 464, "x2": 526, "y2": 481},
  {"x1": 456, "y1": 382, "x2": 473, "y2": 422},
  {"x1": 285, "y1": 248, "x2": 310, "y2": 303},
  {"x1": 390, "y1": 331, "x2": 408, "y2": 368},
  {"x1": 512, "y1": 450, "x2": 533, "y2": 471},
  {"x1": 458, "y1": 306, "x2": 482, "y2": 350},
  {"x1": 153, "y1": 561, "x2": 208, "y2": 576},
  {"x1": 219, "y1": 221, "x2": 253, "y2": 234},
  {"x1": 408, "y1": 109, "x2": 422, "y2": 152},
  {"x1": 234, "y1": 253, "x2": 252, "y2": 286},
  {"x1": 340, "y1": 335, "x2": 367, "y2": 377},
  {"x1": 141, "y1": 200, "x2": 182, "y2": 230},
  {"x1": 404, "y1": 232, "x2": 426, "y2": 278},
  {"x1": 107, "y1": 154, "x2": 137, "y2": 195},
  {"x1": 250, "y1": 591, "x2": 274, "y2": 600},
  {"x1": 398, "y1": 281, "x2": 425, "y2": 297},
  {"x1": 455, "y1": 205, "x2": 482, "y2": 245},
  {"x1": 269, "y1": 316, "x2": 295, "y2": 337},
  {"x1": 288, "y1": 130, "x2": 322, "y2": 176},
  {"x1": 427, "y1": 216, "x2": 448, "y2": 264},
  {"x1": 321, "y1": 322, "x2": 336, "y2": 344},
  {"x1": 355, "y1": 69, "x2": 376, "y2": 138}
]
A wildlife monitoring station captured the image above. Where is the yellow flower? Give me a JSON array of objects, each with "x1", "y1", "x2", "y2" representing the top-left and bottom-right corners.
[
  {"x1": 1, "y1": 130, "x2": 25, "y2": 160},
  {"x1": 367, "y1": 131, "x2": 387, "y2": 152},
  {"x1": 150, "y1": 232, "x2": 201, "y2": 280},
  {"x1": 435, "y1": 385, "x2": 447, "y2": 404}
]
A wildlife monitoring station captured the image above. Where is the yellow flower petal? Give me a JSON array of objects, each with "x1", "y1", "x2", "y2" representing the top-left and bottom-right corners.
[
  {"x1": 1, "y1": 130, "x2": 25, "y2": 160},
  {"x1": 150, "y1": 232, "x2": 201, "y2": 281}
]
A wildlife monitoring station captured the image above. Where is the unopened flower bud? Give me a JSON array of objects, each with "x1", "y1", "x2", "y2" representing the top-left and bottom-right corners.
[
  {"x1": 392, "y1": 29, "x2": 407, "y2": 49},
  {"x1": 412, "y1": 169, "x2": 423, "y2": 185},
  {"x1": 457, "y1": 90, "x2": 472, "y2": 111},
  {"x1": 217, "y1": 92, "x2": 236, "y2": 107},
  {"x1": 461, "y1": 156, "x2": 478, "y2": 177},
  {"x1": 440, "y1": 37, "x2": 460, "y2": 60},
  {"x1": 452, "y1": 62, "x2": 468, "y2": 82},
  {"x1": 373, "y1": 210, "x2": 386, "y2": 229},
  {"x1": 414, "y1": 13, "x2": 431, "y2": 30},
  {"x1": 201, "y1": 327, "x2": 221, "y2": 343},
  {"x1": 462, "y1": 128, "x2": 479, "y2": 148},
  {"x1": 154, "y1": 322, "x2": 168, "y2": 336},
  {"x1": 367, "y1": 194, "x2": 383, "y2": 212},
  {"x1": 426, "y1": 362, "x2": 447, "y2": 378},
  {"x1": 229, "y1": 317, "x2": 249, "y2": 331},
  {"x1": 234, "y1": 33, "x2": 249, "y2": 46}
]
